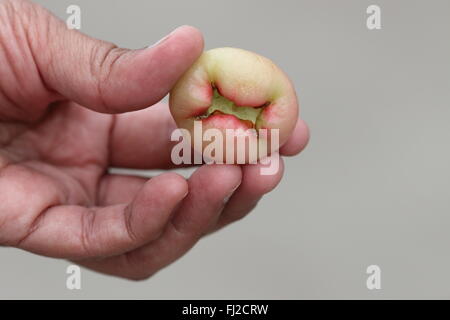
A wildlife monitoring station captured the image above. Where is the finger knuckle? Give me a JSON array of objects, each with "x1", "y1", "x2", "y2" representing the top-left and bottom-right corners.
[
  {"x1": 80, "y1": 208, "x2": 97, "y2": 257},
  {"x1": 89, "y1": 43, "x2": 128, "y2": 112},
  {"x1": 123, "y1": 202, "x2": 139, "y2": 243},
  {"x1": 0, "y1": 0, "x2": 55, "y2": 113}
]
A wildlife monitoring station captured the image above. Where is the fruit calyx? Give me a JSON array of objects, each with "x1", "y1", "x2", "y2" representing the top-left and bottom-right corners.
[{"x1": 195, "y1": 87, "x2": 267, "y2": 127}]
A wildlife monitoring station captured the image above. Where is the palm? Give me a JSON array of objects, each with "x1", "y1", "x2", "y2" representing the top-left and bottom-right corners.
[
  {"x1": 0, "y1": 101, "x2": 110, "y2": 252},
  {"x1": 1, "y1": 101, "x2": 110, "y2": 212}
]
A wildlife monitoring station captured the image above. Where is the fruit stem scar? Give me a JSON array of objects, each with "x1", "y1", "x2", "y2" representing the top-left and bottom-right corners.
[{"x1": 194, "y1": 87, "x2": 268, "y2": 127}]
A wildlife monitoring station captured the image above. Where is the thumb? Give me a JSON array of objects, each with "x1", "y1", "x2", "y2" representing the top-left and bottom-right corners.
[{"x1": 31, "y1": 4, "x2": 203, "y2": 113}]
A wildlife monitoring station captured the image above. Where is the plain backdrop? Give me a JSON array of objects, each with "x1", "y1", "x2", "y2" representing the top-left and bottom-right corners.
[{"x1": 1, "y1": 0, "x2": 450, "y2": 299}]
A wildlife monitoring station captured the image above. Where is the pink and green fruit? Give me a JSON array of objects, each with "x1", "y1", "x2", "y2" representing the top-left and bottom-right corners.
[{"x1": 169, "y1": 47, "x2": 299, "y2": 163}]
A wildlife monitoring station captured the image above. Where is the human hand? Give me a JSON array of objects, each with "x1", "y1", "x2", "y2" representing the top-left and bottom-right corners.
[{"x1": 0, "y1": 0, "x2": 309, "y2": 279}]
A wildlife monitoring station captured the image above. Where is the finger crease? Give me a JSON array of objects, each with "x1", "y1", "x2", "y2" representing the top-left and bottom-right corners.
[
  {"x1": 80, "y1": 207, "x2": 96, "y2": 257},
  {"x1": 124, "y1": 203, "x2": 138, "y2": 242},
  {"x1": 15, "y1": 203, "x2": 57, "y2": 247}
]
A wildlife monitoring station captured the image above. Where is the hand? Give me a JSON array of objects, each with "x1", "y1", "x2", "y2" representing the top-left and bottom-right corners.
[{"x1": 0, "y1": 0, "x2": 309, "y2": 280}]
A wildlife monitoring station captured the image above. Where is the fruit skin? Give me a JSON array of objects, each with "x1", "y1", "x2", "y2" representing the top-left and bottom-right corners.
[{"x1": 169, "y1": 47, "x2": 299, "y2": 163}]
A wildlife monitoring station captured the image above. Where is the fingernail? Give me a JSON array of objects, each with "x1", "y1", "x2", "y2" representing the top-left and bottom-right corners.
[
  {"x1": 147, "y1": 25, "x2": 185, "y2": 49},
  {"x1": 223, "y1": 183, "x2": 241, "y2": 204}
]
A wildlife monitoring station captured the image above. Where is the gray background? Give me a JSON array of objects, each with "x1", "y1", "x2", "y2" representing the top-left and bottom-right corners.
[{"x1": 1, "y1": 0, "x2": 449, "y2": 299}]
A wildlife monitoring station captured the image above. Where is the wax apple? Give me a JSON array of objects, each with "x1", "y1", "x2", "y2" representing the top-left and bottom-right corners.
[{"x1": 169, "y1": 47, "x2": 299, "y2": 163}]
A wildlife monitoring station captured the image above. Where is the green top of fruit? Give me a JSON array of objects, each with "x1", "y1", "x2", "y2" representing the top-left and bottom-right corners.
[{"x1": 203, "y1": 88, "x2": 264, "y2": 125}]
